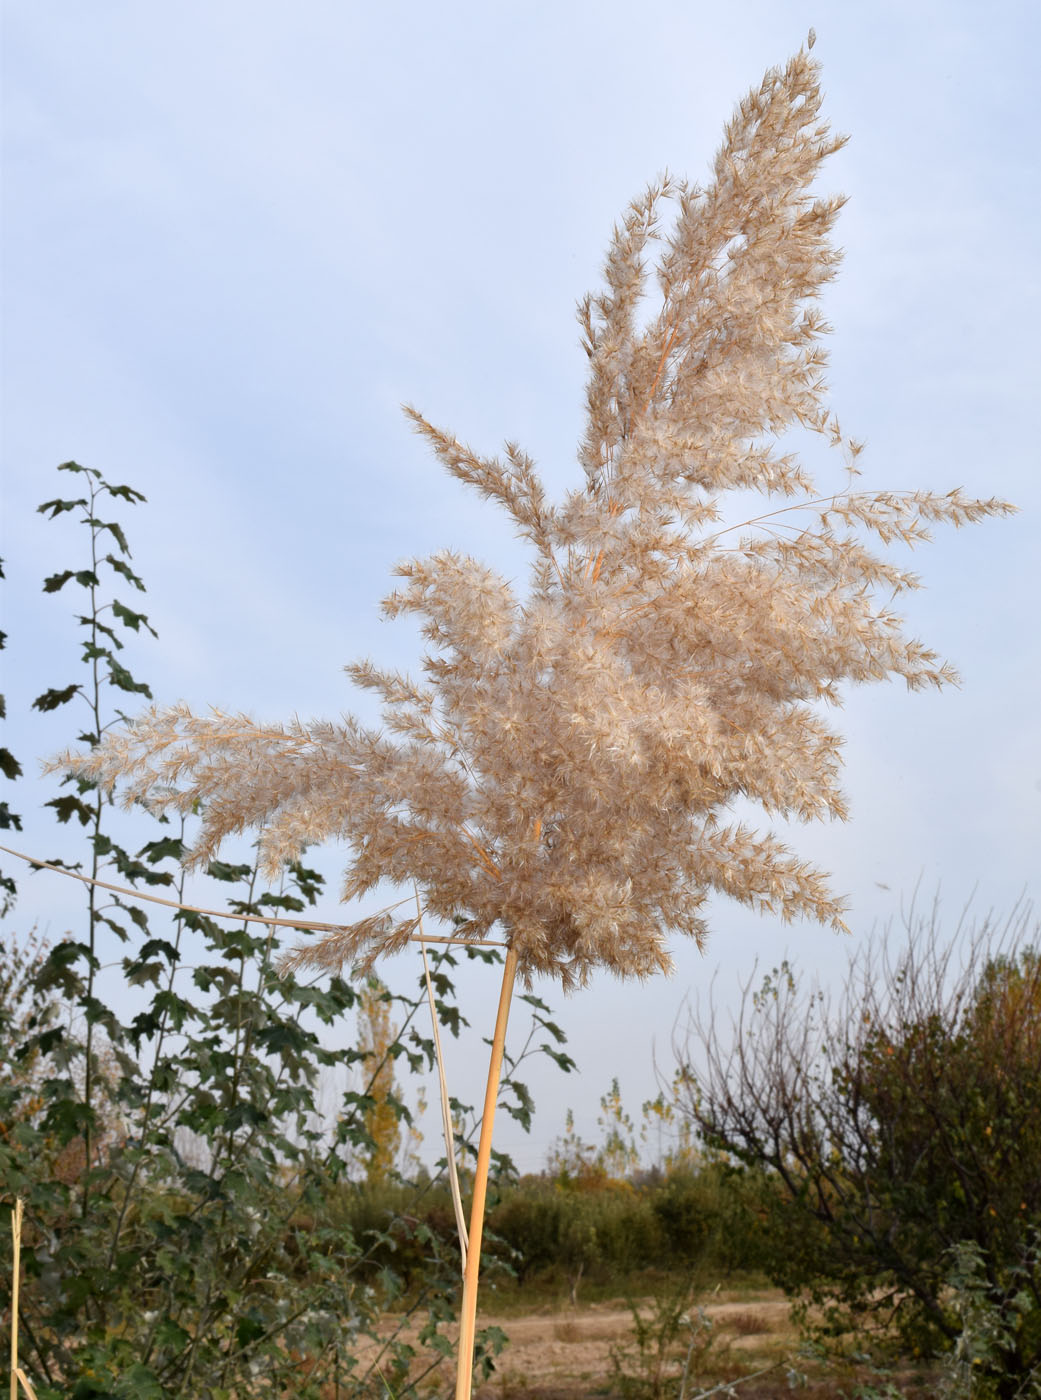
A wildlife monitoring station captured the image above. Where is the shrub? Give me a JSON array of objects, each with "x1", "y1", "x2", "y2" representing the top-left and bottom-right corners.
[
  {"x1": 674, "y1": 901, "x2": 1041, "y2": 1392},
  {"x1": 1, "y1": 464, "x2": 569, "y2": 1398},
  {"x1": 488, "y1": 1177, "x2": 662, "y2": 1295}
]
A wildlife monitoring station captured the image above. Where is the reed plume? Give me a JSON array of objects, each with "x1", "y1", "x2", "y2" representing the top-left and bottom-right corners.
[{"x1": 53, "y1": 42, "x2": 1014, "y2": 1400}]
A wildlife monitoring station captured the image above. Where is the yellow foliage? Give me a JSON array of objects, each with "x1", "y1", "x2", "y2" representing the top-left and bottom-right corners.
[{"x1": 357, "y1": 977, "x2": 402, "y2": 1185}]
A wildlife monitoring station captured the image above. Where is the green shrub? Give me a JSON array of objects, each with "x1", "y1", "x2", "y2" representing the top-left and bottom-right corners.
[
  {"x1": 488, "y1": 1177, "x2": 662, "y2": 1294},
  {"x1": 1, "y1": 464, "x2": 568, "y2": 1398}
]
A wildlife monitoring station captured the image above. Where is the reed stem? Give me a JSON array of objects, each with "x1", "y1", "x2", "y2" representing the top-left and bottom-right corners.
[
  {"x1": 10, "y1": 1199, "x2": 21, "y2": 1400},
  {"x1": 454, "y1": 946, "x2": 518, "y2": 1400}
]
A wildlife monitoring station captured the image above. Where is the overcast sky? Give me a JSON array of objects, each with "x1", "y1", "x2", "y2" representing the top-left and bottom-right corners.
[{"x1": 2, "y1": 0, "x2": 1038, "y2": 1173}]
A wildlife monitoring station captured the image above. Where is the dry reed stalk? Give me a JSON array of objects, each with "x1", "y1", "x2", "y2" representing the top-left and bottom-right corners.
[
  {"x1": 8, "y1": 1200, "x2": 38, "y2": 1400},
  {"x1": 8, "y1": 1199, "x2": 17, "y2": 1400},
  {"x1": 454, "y1": 947, "x2": 518, "y2": 1400},
  {"x1": 0, "y1": 843, "x2": 504, "y2": 951}
]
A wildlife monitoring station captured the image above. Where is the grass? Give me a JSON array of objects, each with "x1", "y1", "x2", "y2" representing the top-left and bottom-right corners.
[{"x1": 719, "y1": 1309, "x2": 777, "y2": 1338}]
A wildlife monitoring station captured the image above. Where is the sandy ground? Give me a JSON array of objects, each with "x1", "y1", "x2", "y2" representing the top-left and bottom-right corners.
[
  {"x1": 469, "y1": 1292, "x2": 795, "y2": 1398},
  {"x1": 359, "y1": 1290, "x2": 939, "y2": 1398}
]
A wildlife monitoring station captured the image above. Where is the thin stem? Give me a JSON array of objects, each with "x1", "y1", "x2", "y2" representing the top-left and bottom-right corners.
[
  {"x1": 82, "y1": 479, "x2": 104, "y2": 1221},
  {"x1": 105, "y1": 828, "x2": 190, "y2": 1273},
  {"x1": 636, "y1": 318, "x2": 681, "y2": 429},
  {"x1": 457, "y1": 826, "x2": 503, "y2": 883},
  {"x1": 698, "y1": 489, "x2": 870, "y2": 550},
  {"x1": 10, "y1": 1199, "x2": 21, "y2": 1400},
  {"x1": 417, "y1": 891, "x2": 469, "y2": 1272},
  {"x1": 454, "y1": 946, "x2": 518, "y2": 1400},
  {"x1": 0, "y1": 846, "x2": 507, "y2": 948}
]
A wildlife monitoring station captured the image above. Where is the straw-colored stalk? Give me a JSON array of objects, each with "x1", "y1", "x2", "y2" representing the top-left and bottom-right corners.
[
  {"x1": 0, "y1": 843, "x2": 474, "y2": 948},
  {"x1": 454, "y1": 947, "x2": 518, "y2": 1400},
  {"x1": 8, "y1": 1199, "x2": 17, "y2": 1400},
  {"x1": 8, "y1": 1200, "x2": 38, "y2": 1400}
]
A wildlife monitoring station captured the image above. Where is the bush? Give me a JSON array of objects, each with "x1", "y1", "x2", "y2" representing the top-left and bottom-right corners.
[
  {"x1": 674, "y1": 901, "x2": 1041, "y2": 1394},
  {"x1": 488, "y1": 1177, "x2": 662, "y2": 1295},
  {"x1": 650, "y1": 1161, "x2": 775, "y2": 1278},
  {"x1": 1, "y1": 463, "x2": 570, "y2": 1398}
]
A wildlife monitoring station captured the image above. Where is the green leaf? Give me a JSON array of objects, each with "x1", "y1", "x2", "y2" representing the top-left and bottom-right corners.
[
  {"x1": 37, "y1": 495, "x2": 88, "y2": 519},
  {"x1": 286, "y1": 861, "x2": 325, "y2": 903},
  {"x1": 502, "y1": 1078, "x2": 534, "y2": 1130},
  {"x1": 106, "y1": 482, "x2": 147, "y2": 505},
  {"x1": 206, "y1": 858, "x2": 254, "y2": 883},
  {"x1": 422, "y1": 1330, "x2": 455, "y2": 1359},
  {"x1": 87, "y1": 517, "x2": 130, "y2": 554},
  {"x1": 154, "y1": 1317, "x2": 191, "y2": 1350},
  {"x1": 138, "y1": 835, "x2": 187, "y2": 863},
  {"x1": 98, "y1": 911, "x2": 132, "y2": 942},
  {"x1": 15, "y1": 1025, "x2": 65, "y2": 1064},
  {"x1": 540, "y1": 1044, "x2": 577, "y2": 1073},
  {"x1": 46, "y1": 793, "x2": 95, "y2": 826},
  {"x1": 105, "y1": 554, "x2": 145, "y2": 591},
  {"x1": 84, "y1": 615, "x2": 122, "y2": 647},
  {"x1": 131, "y1": 936, "x2": 182, "y2": 965},
  {"x1": 222, "y1": 1101, "x2": 269, "y2": 1133},
  {"x1": 152, "y1": 988, "x2": 193, "y2": 1030},
  {"x1": 46, "y1": 568, "x2": 101, "y2": 591},
  {"x1": 0, "y1": 746, "x2": 22, "y2": 780},
  {"x1": 256, "y1": 889, "x2": 305, "y2": 912},
  {"x1": 106, "y1": 658, "x2": 152, "y2": 697},
  {"x1": 120, "y1": 901, "x2": 151, "y2": 931},
  {"x1": 532, "y1": 1009, "x2": 566, "y2": 1037},
  {"x1": 112, "y1": 598, "x2": 157, "y2": 637},
  {"x1": 33, "y1": 683, "x2": 81, "y2": 711},
  {"x1": 43, "y1": 1096, "x2": 95, "y2": 1143},
  {"x1": 107, "y1": 842, "x2": 174, "y2": 886},
  {"x1": 235, "y1": 1311, "x2": 266, "y2": 1348},
  {"x1": 255, "y1": 1021, "x2": 311, "y2": 1059},
  {"x1": 520, "y1": 991, "x2": 552, "y2": 1013}
]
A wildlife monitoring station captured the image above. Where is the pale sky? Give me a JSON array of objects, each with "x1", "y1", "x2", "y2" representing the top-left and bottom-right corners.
[{"x1": 2, "y1": 0, "x2": 1038, "y2": 1173}]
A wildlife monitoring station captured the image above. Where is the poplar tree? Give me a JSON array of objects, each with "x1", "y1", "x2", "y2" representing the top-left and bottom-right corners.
[
  {"x1": 60, "y1": 43, "x2": 1014, "y2": 1400},
  {"x1": 356, "y1": 976, "x2": 404, "y2": 1185}
]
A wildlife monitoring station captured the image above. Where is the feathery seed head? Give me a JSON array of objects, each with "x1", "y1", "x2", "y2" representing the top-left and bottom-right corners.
[{"x1": 56, "y1": 45, "x2": 1015, "y2": 988}]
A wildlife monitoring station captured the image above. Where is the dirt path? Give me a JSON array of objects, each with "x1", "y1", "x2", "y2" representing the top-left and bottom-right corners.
[{"x1": 470, "y1": 1291, "x2": 795, "y2": 1398}]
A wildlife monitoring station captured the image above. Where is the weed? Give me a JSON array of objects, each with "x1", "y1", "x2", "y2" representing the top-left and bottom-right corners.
[{"x1": 610, "y1": 1278, "x2": 718, "y2": 1400}]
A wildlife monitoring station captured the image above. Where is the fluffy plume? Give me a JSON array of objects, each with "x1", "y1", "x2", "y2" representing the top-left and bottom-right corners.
[{"x1": 55, "y1": 47, "x2": 1014, "y2": 990}]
